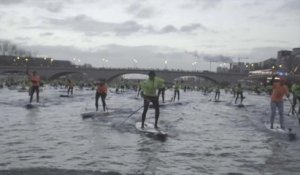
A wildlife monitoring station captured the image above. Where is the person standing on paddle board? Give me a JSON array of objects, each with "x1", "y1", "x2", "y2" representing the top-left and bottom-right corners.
[
  {"x1": 291, "y1": 81, "x2": 300, "y2": 115},
  {"x1": 173, "y1": 80, "x2": 180, "y2": 102},
  {"x1": 270, "y1": 76, "x2": 290, "y2": 129},
  {"x1": 158, "y1": 80, "x2": 166, "y2": 103},
  {"x1": 214, "y1": 85, "x2": 220, "y2": 101},
  {"x1": 67, "y1": 79, "x2": 74, "y2": 96},
  {"x1": 95, "y1": 81, "x2": 108, "y2": 112},
  {"x1": 140, "y1": 71, "x2": 164, "y2": 129},
  {"x1": 28, "y1": 71, "x2": 40, "y2": 103},
  {"x1": 235, "y1": 83, "x2": 244, "y2": 104}
]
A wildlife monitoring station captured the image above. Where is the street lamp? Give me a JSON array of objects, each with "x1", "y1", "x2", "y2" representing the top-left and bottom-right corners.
[
  {"x1": 192, "y1": 61, "x2": 197, "y2": 71},
  {"x1": 102, "y1": 58, "x2": 108, "y2": 68},
  {"x1": 132, "y1": 58, "x2": 138, "y2": 68},
  {"x1": 51, "y1": 58, "x2": 54, "y2": 66},
  {"x1": 164, "y1": 60, "x2": 168, "y2": 69},
  {"x1": 25, "y1": 58, "x2": 29, "y2": 71}
]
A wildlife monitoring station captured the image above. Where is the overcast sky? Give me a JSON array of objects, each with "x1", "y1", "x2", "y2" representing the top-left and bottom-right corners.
[{"x1": 0, "y1": 0, "x2": 299, "y2": 71}]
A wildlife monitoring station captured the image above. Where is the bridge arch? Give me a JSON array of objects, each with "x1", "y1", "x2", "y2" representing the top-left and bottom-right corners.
[
  {"x1": 170, "y1": 75, "x2": 218, "y2": 84},
  {"x1": 106, "y1": 72, "x2": 149, "y2": 83}
]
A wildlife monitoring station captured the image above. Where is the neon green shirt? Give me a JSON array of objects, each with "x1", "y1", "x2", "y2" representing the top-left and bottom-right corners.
[
  {"x1": 174, "y1": 82, "x2": 180, "y2": 91},
  {"x1": 140, "y1": 77, "x2": 164, "y2": 97},
  {"x1": 292, "y1": 84, "x2": 300, "y2": 96}
]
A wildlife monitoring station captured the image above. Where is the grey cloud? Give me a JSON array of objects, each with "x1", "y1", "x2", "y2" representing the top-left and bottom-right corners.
[
  {"x1": 127, "y1": 2, "x2": 142, "y2": 12},
  {"x1": 180, "y1": 0, "x2": 222, "y2": 10},
  {"x1": 126, "y1": 2, "x2": 155, "y2": 18},
  {"x1": 248, "y1": 15, "x2": 276, "y2": 21},
  {"x1": 160, "y1": 25, "x2": 178, "y2": 33},
  {"x1": 180, "y1": 23, "x2": 208, "y2": 33},
  {"x1": 241, "y1": 1, "x2": 263, "y2": 8},
  {"x1": 46, "y1": 15, "x2": 144, "y2": 36},
  {"x1": 185, "y1": 50, "x2": 233, "y2": 63},
  {"x1": 0, "y1": 0, "x2": 24, "y2": 5},
  {"x1": 114, "y1": 21, "x2": 144, "y2": 35},
  {"x1": 202, "y1": 55, "x2": 233, "y2": 63},
  {"x1": 279, "y1": 0, "x2": 300, "y2": 12},
  {"x1": 15, "y1": 37, "x2": 31, "y2": 41},
  {"x1": 247, "y1": 47, "x2": 289, "y2": 60},
  {"x1": 136, "y1": 7, "x2": 155, "y2": 18},
  {"x1": 46, "y1": 2, "x2": 63, "y2": 13},
  {"x1": 45, "y1": 15, "x2": 212, "y2": 36},
  {"x1": 40, "y1": 32, "x2": 54, "y2": 37}
]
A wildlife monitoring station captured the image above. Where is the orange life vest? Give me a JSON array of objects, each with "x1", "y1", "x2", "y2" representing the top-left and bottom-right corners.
[
  {"x1": 30, "y1": 75, "x2": 40, "y2": 86},
  {"x1": 97, "y1": 84, "x2": 108, "y2": 94}
]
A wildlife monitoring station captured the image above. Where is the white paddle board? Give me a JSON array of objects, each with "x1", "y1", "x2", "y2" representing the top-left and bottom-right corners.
[
  {"x1": 264, "y1": 122, "x2": 288, "y2": 134},
  {"x1": 135, "y1": 122, "x2": 167, "y2": 136}
]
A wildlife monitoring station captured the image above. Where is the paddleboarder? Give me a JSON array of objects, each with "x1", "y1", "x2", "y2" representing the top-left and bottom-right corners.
[
  {"x1": 140, "y1": 71, "x2": 164, "y2": 129},
  {"x1": 173, "y1": 80, "x2": 180, "y2": 102},
  {"x1": 269, "y1": 76, "x2": 290, "y2": 129},
  {"x1": 214, "y1": 85, "x2": 220, "y2": 101},
  {"x1": 235, "y1": 83, "x2": 244, "y2": 104},
  {"x1": 28, "y1": 71, "x2": 40, "y2": 103},
  {"x1": 67, "y1": 79, "x2": 74, "y2": 96},
  {"x1": 95, "y1": 81, "x2": 108, "y2": 112},
  {"x1": 158, "y1": 80, "x2": 166, "y2": 103}
]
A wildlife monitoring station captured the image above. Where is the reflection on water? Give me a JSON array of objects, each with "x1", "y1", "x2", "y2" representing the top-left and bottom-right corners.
[{"x1": 0, "y1": 86, "x2": 300, "y2": 175}]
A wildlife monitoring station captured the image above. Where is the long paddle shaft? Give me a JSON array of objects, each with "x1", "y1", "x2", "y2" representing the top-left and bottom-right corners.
[
  {"x1": 287, "y1": 98, "x2": 300, "y2": 126},
  {"x1": 208, "y1": 92, "x2": 214, "y2": 101},
  {"x1": 117, "y1": 106, "x2": 144, "y2": 126}
]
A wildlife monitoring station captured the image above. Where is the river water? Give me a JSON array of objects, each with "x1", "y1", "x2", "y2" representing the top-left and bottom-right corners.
[{"x1": 0, "y1": 86, "x2": 299, "y2": 175}]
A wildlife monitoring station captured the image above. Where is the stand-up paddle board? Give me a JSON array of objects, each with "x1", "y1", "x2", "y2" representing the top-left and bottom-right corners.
[
  {"x1": 264, "y1": 122, "x2": 288, "y2": 134},
  {"x1": 25, "y1": 103, "x2": 36, "y2": 109},
  {"x1": 81, "y1": 110, "x2": 113, "y2": 119},
  {"x1": 232, "y1": 103, "x2": 244, "y2": 107},
  {"x1": 60, "y1": 94, "x2": 72, "y2": 97},
  {"x1": 135, "y1": 122, "x2": 167, "y2": 136},
  {"x1": 25, "y1": 102, "x2": 44, "y2": 109},
  {"x1": 213, "y1": 100, "x2": 224, "y2": 103}
]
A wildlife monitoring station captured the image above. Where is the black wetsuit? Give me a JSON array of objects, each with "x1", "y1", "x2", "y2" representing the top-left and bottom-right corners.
[
  {"x1": 95, "y1": 92, "x2": 107, "y2": 111},
  {"x1": 142, "y1": 96, "x2": 159, "y2": 128},
  {"x1": 158, "y1": 87, "x2": 165, "y2": 103},
  {"x1": 30, "y1": 85, "x2": 39, "y2": 103},
  {"x1": 68, "y1": 86, "x2": 73, "y2": 96}
]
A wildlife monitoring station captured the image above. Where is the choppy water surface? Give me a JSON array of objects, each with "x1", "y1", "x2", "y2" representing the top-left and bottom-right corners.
[{"x1": 0, "y1": 86, "x2": 300, "y2": 175}]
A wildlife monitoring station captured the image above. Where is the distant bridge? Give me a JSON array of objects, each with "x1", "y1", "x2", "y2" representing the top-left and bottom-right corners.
[{"x1": 0, "y1": 66, "x2": 248, "y2": 84}]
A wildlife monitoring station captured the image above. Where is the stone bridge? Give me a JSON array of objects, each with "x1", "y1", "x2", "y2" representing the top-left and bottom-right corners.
[{"x1": 0, "y1": 66, "x2": 248, "y2": 84}]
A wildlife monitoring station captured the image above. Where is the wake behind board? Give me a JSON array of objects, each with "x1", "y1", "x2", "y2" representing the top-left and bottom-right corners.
[
  {"x1": 135, "y1": 122, "x2": 167, "y2": 136},
  {"x1": 264, "y1": 122, "x2": 288, "y2": 134}
]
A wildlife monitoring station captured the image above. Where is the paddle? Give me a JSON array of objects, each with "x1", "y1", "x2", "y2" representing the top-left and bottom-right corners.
[
  {"x1": 287, "y1": 98, "x2": 300, "y2": 126},
  {"x1": 227, "y1": 95, "x2": 236, "y2": 105},
  {"x1": 113, "y1": 105, "x2": 144, "y2": 127},
  {"x1": 208, "y1": 93, "x2": 214, "y2": 101},
  {"x1": 287, "y1": 105, "x2": 292, "y2": 116}
]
